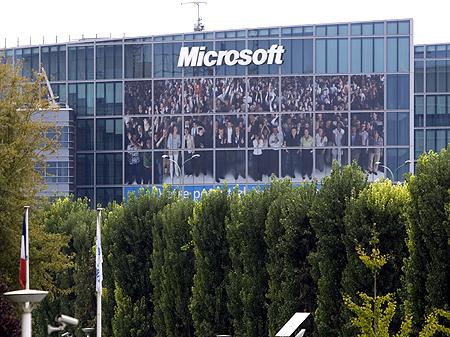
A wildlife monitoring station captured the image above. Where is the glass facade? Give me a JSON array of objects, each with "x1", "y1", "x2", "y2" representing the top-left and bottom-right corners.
[
  {"x1": 2, "y1": 19, "x2": 419, "y2": 205},
  {"x1": 414, "y1": 43, "x2": 450, "y2": 160}
]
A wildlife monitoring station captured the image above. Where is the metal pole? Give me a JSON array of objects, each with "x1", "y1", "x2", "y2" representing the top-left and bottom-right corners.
[
  {"x1": 24, "y1": 206, "x2": 30, "y2": 290},
  {"x1": 96, "y1": 208, "x2": 103, "y2": 337},
  {"x1": 379, "y1": 164, "x2": 394, "y2": 181},
  {"x1": 22, "y1": 304, "x2": 32, "y2": 337},
  {"x1": 23, "y1": 206, "x2": 31, "y2": 335}
]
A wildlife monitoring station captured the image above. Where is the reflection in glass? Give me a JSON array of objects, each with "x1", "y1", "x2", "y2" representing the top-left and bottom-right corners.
[
  {"x1": 351, "y1": 75, "x2": 384, "y2": 110},
  {"x1": 125, "y1": 151, "x2": 152, "y2": 185},
  {"x1": 215, "y1": 150, "x2": 245, "y2": 182},
  {"x1": 281, "y1": 76, "x2": 313, "y2": 112},
  {"x1": 315, "y1": 76, "x2": 349, "y2": 111}
]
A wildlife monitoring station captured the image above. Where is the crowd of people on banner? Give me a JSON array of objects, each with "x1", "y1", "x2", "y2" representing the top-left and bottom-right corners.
[
  {"x1": 122, "y1": 76, "x2": 385, "y2": 184},
  {"x1": 350, "y1": 75, "x2": 384, "y2": 110},
  {"x1": 315, "y1": 75, "x2": 350, "y2": 111},
  {"x1": 124, "y1": 81, "x2": 153, "y2": 115}
]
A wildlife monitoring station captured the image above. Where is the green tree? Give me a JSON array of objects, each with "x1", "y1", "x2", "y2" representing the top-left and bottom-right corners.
[
  {"x1": 405, "y1": 147, "x2": 450, "y2": 330},
  {"x1": 104, "y1": 187, "x2": 175, "y2": 337},
  {"x1": 190, "y1": 188, "x2": 231, "y2": 337},
  {"x1": 112, "y1": 283, "x2": 151, "y2": 337},
  {"x1": 342, "y1": 181, "x2": 410, "y2": 334},
  {"x1": 308, "y1": 162, "x2": 367, "y2": 337},
  {"x1": 265, "y1": 182, "x2": 317, "y2": 337},
  {"x1": 0, "y1": 62, "x2": 58, "y2": 287},
  {"x1": 0, "y1": 283, "x2": 20, "y2": 337},
  {"x1": 151, "y1": 196, "x2": 195, "y2": 337},
  {"x1": 226, "y1": 186, "x2": 271, "y2": 337},
  {"x1": 32, "y1": 197, "x2": 96, "y2": 337},
  {"x1": 344, "y1": 229, "x2": 450, "y2": 337}
]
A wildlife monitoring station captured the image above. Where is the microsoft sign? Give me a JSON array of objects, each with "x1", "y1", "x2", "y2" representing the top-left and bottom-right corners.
[{"x1": 177, "y1": 44, "x2": 285, "y2": 67}]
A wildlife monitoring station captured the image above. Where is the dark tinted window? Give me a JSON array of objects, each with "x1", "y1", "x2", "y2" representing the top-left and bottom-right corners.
[
  {"x1": 125, "y1": 44, "x2": 152, "y2": 78},
  {"x1": 96, "y1": 154, "x2": 122, "y2": 185},
  {"x1": 96, "y1": 119, "x2": 123, "y2": 150},
  {"x1": 96, "y1": 45, "x2": 122, "y2": 79}
]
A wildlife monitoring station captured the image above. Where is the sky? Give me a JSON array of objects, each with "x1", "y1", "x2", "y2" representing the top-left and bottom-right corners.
[{"x1": 1, "y1": 0, "x2": 448, "y2": 48}]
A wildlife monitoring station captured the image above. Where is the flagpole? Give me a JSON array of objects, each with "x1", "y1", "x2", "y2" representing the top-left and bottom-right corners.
[
  {"x1": 96, "y1": 208, "x2": 103, "y2": 337},
  {"x1": 24, "y1": 206, "x2": 30, "y2": 290}
]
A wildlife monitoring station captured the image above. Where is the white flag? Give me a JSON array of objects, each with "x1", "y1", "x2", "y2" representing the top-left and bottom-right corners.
[{"x1": 95, "y1": 210, "x2": 103, "y2": 294}]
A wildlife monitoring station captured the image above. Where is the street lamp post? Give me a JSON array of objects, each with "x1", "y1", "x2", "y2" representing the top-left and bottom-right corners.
[
  {"x1": 4, "y1": 289, "x2": 48, "y2": 337},
  {"x1": 162, "y1": 153, "x2": 200, "y2": 196},
  {"x1": 375, "y1": 160, "x2": 413, "y2": 181},
  {"x1": 375, "y1": 162, "x2": 394, "y2": 180}
]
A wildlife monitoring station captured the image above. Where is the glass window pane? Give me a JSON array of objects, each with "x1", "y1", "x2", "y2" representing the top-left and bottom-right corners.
[
  {"x1": 76, "y1": 119, "x2": 94, "y2": 150},
  {"x1": 338, "y1": 39, "x2": 348, "y2": 73},
  {"x1": 316, "y1": 39, "x2": 326, "y2": 74},
  {"x1": 154, "y1": 42, "x2": 182, "y2": 78},
  {"x1": 426, "y1": 61, "x2": 436, "y2": 92},
  {"x1": 338, "y1": 24, "x2": 348, "y2": 36},
  {"x1": 414, "y1": 61, "x2": 424, "y2": 93},
  {"x1": 362, "y1": 38, "x2": 374, "y2": 73},
  {"x1": 426, "y1": 95, "x2": 436, "y2": 115},
  {"x1": 387, "y1": 38, "x2": 398, "y2": 72},
  {"x1": 125, "y1": 44, "x2": 152, "y2": 78},
  {"x1": 414, "y1": 130, "x2": 424, "y2": 159},
  {"x1": 398, "y1": 37, "x2": 410, "y2": 72},
  {"x1": 351, "y1": 24, "x2": 362, "y2": 36},
  {"x1": 362, "y1": 23, "x2": 373, "y2": 36},
  {"x1": 387, "y1": 22, "x2": 398, "y2": 35},
  {"x1": 326, "y1": 39, "x2": 338, "y2": 74},
  {"x1": 351, "y1": 39, "x2": 362, "y2": 73},
  {"x1": 96, "y1": 154, "x2": 122, "y2": 185},
  {"x1": 76, "y1": 154, "x2": 94, "y2": 185},
  {"x1": 374, "y1": 38, "x2": 384, "y2": 73},
  {"x1": 387, "y1": 112, "x2": 409, "y2": 145},
  {"x1": 414, "y1": 95, "x2": 424, "y2": 127},
  {"x1": 374, "y1": 22, "x2": 384, "y2": 35},
  {"x1": 436, "y1": 60, "x2": 447, "y2": 92},
  {"x1": 398, "y1": 21, "x2": 410, "y2": 34},
  {"x1": 316, "y1": 26, "x2": 326, "y2": 36},
  {"x1": 96, "y1": 119, "x2": 123, "y2": 150},
  {"x1": 96, "y1": 187, "x2": 123, "y2": 206}
]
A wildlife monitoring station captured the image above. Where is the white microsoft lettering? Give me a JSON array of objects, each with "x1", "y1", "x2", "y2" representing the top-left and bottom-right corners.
[{"x1": 177, "y1": 44, "x2": 285, "y2": 67}]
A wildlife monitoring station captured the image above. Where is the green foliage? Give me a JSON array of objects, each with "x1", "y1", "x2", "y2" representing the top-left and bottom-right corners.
[
  {"x1": 112, "y1": 283, "x2": 151, "y2": 337},
  {"x1": 309, "y1": 162, "x2": 368, "y2": 337},
  {"x1": 32, "y1": 197, "x2": 96, "y2": 337},
  {"x1": 190, "y1": 187, "x2": 231, "y2": 337},
  {"x1": 419, "y1": 309, "x2": 450, "y2": 337},
  {"x1": 405, "y1": 146, "x2": 450, "y2": 330},
  {"x1": 342, "y1": 181, "x2": 409, "y2": 334},
  {"x1": 105, "y1": 187, "x2": 175, "y2": 337},
  {"x1": 0, "y1": 283, "x2": 20, "y2": 337},
  {"x1": 343, "y1": 229, "x2": 413, "y2": 337},
  {"x1": 0, "y1": 63, "x2": 57, "y2": 287},
  {"x1": 226, "y1": 186, "x2": 273, "y2": 337},
  {"x1": 344, "y1": 292, "x2": 412, "y2": 337},
  {"x1": 265, "y1": 181, "x2": 317, "y2": 337},
  {"x1": 151, "y1": 196, "x2": 195, "y2": 337}
]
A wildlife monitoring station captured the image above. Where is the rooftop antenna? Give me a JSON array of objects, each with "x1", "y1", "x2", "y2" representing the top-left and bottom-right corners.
[{"x1": 181, "y1": 1, "x2": 207, "y2": 32}]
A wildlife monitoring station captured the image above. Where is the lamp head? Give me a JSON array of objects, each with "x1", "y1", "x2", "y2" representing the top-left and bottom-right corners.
[
  {"x1": 192, "y1": 154, "x2": 200, "y2": 158},
  {"x1": 162, "y1": 154, "x2": 169, "y2": 159},
  {"x1": 4, "y1": 289, "x2": 48, "y2": 304}
]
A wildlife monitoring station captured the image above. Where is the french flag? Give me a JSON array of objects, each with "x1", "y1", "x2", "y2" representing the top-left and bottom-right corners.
[{"x1": 19, "y1": 215, "x2": 27, "y2": 289}]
